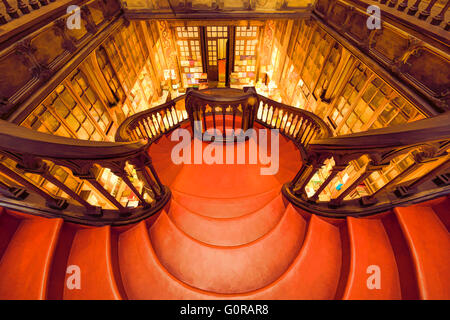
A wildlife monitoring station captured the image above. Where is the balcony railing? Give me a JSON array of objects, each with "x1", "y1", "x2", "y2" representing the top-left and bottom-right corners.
[{"x1": 379, "y1": 0, "x2": 449, "y2": 28}]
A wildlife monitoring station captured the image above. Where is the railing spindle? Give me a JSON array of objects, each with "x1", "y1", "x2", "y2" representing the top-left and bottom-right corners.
[
  {"x1": 419, "y1": 0, "x2": 438, "y2": 20},
  {"x1": 17, "y1": 0, "x2": 30, "y2": 14},
  {"x1": 398, "y1": 0, "x2": 409, "y2": 11},
  {"x1": 431, "y1": 0, "x2": 450, "y2": 25},
  {"x1": 29, "y1": 0, "x2": 39, "y2": 10},
  {"x1": 2, "y1": 0, "x2": 19, "y2": 18},
  {"x1": 310, "y1": 164, "x2": 347, "y2": 202},
  {"x1": 408, "y1": 0, "x2": 422, "y2": 15}
]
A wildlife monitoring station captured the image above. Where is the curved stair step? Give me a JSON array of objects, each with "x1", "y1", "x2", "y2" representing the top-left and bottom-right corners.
[
  {"x1": 0, "y1": 208, "x2": 21, "y2": 262},
  {"x1": 172, "y1": 162, "x2": 282, "y2": 198},
  {"x1": 149, "y1": 206, "x2": 306, "y2": 294},
  {"x1": 395, "y1": 205, "x2": 450, "y2": 299},
  {"x1": 242, "y1": 214, "x2": 342, "y2": 299},
  {"x1": 167, "y1": 195, "x2": 286, "y2": 246},
  {"x1": 172, "y1": 188, "x2": 280, "y2": 218},
  {"x1": 149, "y1": 136, "x2": 179, "y2": 154},
  {"x1": 342, "y1": 216, "x2": 402, "y2": 299},
  {"x1": 62, "y1": 225, "x2": 122, "y2": 300},
  {"x1": 117, "y1": 221, "x2": 216, "y2": 299},
  {"x1": 0, "y1": 210, "x2": 62, "y2": 299}
]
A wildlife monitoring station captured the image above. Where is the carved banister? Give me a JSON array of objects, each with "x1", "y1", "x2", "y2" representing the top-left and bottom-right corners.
[
  {"x1": 115, "y1": 95, "x2": 187, "y2": 142},
  {"x1": 0, "y1": 119, "x2": 170, "y2": 224},
  {"x1": 308, "y1": 113, "x2": 450, "y2": 154},
  {"x1": 255, "y1": 94, "x2": 332, "y2": 150},
  {"x1": 115, "y1": 88, "x2": 449, "y2": 218}
]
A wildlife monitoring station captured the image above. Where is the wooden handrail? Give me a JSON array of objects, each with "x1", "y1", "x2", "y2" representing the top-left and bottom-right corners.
[
  {"x1": 1, "y1": 119, "x2": 148, "y2": 159},
  {"x1": 3, "y1": 88, "x2": 448, "y2": 222},
  {"x1": 309, "y1": 112, "x2": 450, "y2": 152},
  {"x1": 285, "y1": 111, "x2": 450, "y2": 216},
  {"x1": 115, "y1": 94, "x2": 187, "y2": 142}
]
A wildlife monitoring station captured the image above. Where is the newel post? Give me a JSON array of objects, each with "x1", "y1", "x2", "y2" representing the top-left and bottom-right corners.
[{"x1": 244, "y1": 86, "x2": 259, "y2": 130}]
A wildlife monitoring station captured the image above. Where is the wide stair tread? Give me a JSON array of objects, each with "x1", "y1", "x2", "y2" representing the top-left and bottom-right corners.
[
  {"x1": 61, "y1": 225, "x2": 122, "y2": 300},
  {"x1": 117, "y1": 221, "x2": 215, "y2": 299},
  {"x1": 149, "y1": 205, "x2": 306, "y2": 294},
  {"x1": 171, "y1": 160, "x2": 283, "y2": 198},
  {"x1": 167, "y1": 194, "x2": 286, "y2": 246},
  {"x1": 0, "y1": 210, "x2": 62, "y2": 299},
  {"x1": 395, "y1": 205, "x2": 450, "y2": 299},
  {"x1": 343, "y1": 216, "x2": 402, "y2": 299}
]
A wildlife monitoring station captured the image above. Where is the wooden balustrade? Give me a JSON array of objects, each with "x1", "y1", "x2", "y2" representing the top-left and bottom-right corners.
[
  {"x1": 115, "y1": 95, "x2": 188, "y2": 142},
  {"x1": 355, "y1": 0, "x2": 449, "y2": 30},
  {"x1": 0, "y1": 119, "x2": 169, "y2": 225},
  {"x1": 256, "y1": 95, "x2": 333, "y2": 150},
  {"x1": 2, "y1": 88, "x2": 449, "y2": 222},
  {"x1": 0, "y1": 0, "x2": 56, "y2": 25},
  {"x1": 284, "y1": 112, "x2": 450, "y2": 216}
]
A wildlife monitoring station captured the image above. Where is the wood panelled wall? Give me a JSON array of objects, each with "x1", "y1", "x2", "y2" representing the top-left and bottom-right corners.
[{"x1": 314, "y1": 0, "x2": 449, "y2": 114}]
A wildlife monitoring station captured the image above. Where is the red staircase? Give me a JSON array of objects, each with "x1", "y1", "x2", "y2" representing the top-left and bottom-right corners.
[{"x1": 0, "y1": 125, "x2": 448, "y2": 300}]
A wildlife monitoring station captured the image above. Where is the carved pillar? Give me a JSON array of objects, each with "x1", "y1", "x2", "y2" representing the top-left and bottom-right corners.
[
  {"x1": 309, "y1": 163, "x2": 347, "y2": 202},
  {"x1": 129, "y1": 153, "x2": 164, "y2": 201}
]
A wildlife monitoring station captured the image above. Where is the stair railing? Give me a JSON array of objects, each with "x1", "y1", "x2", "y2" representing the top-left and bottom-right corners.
[
  {"x1": 0, "y1": 119, "x2": 169, "y2": 225},
  {"x1": 115, "y1": 94, "x2": 188, "y2": 142},
  {"x1": 255, "y1": 94, "x2": 333, "y2": 150},
  {"x1": 284, "y1": 112, "x2": 450, "y2": 216}
]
